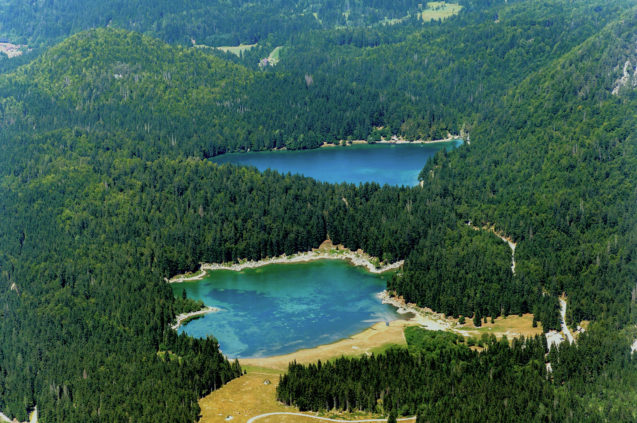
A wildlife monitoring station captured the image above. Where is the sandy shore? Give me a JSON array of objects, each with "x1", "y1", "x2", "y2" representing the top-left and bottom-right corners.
[
  {"x1": 377, "y1": 291, "x2": 452, "y2": 331},
  {"x1": 171, "y1": 306, "x2": 220, "y2": 330},
  {"x1": 238, "y1": 320, "x2": 412, "y2": 371},
  {"x1": 168, "y1": 241, "x2": 403, "y2": 283},
  {"x1": 238, "y1": 291, "x2": 457, "y2": 370}
]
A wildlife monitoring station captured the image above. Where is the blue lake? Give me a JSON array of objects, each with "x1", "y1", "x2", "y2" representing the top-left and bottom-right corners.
[
  {"x1": 212, "y1": 141, "x2": 462, "y2": 186},
  {"x1": 173, "y1": 260, "x2": 402, "y2": 358}
]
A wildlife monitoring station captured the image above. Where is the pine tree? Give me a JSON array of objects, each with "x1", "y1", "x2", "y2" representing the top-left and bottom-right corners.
[{"x1": 473, "y1": 310, "x2": 481, "y2": 327}]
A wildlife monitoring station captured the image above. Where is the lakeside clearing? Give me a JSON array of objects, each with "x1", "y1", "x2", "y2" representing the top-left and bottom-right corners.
[
  {"x1": 168, "y1": 240, "x2": 403, "y2": 283},
  {"x1": 200, "y1": 302, "x2": 540, "y2": 423}
]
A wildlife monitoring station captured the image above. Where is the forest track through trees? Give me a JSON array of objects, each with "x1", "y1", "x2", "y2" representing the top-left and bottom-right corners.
[
  {"x1": 559, "y1": 299, "x2": 574, "y2": 344},
  {"x1": 246, "y1": 412, "x2": 415, "y2": 423},
  {"x1": 466, "y1": 224, "x2": 516, "y2": 274}
]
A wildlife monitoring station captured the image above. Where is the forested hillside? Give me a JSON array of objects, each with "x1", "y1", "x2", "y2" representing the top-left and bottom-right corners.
[
  {"x1": 407, "y1": 9, "x2": 637, "y2": 326},
  {"x1": 4, "y1": 1, "x2": 627, "y2": 154},
  {"x1": 0, "y1": 0, "x2": 635, "y2": 421}
]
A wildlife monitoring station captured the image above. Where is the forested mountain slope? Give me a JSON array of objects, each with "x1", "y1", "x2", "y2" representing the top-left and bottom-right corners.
[
  {"x1": 0, "y1": 0, "x2": 439, "y2": 47},
  {"x1": 0, "y1": 0, "x2": 635, "y2": 422},
  {"x1": 402, "y1": 9, "x2": 637, "y2": 326},
  {"x1": 2, "y1": 0, "x2": 629, "y2": 155}
]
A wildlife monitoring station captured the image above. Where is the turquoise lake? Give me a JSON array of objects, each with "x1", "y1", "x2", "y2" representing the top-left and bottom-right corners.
[
  {"x1": 173, "y1": 260, "x2": 402, "y2": 358},
  {"x1": 211, "y1": 141, "x2": 462, "y2": 186}
]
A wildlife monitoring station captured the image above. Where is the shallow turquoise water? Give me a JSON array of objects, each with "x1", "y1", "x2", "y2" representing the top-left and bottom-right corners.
[
  {"x1": 211, "y1": 141, "x2": 462, "y2": 186},
  {"x1": 173, "y1": 260, "x2": 401, "y2": 358}
]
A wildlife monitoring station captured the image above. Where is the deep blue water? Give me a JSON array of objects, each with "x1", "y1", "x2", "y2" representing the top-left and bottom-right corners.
[
  {"x1": 173, "y1": 260, "x2": 401, "y2": 358},
  {"x1": 211, "y1": 141, "x2": 462, "y2": 186}
]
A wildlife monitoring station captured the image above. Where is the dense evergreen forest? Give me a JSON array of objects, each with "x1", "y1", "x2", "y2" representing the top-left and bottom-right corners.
[{"x1": 0, "y1": 0, "x2": 635, "y2": 421}]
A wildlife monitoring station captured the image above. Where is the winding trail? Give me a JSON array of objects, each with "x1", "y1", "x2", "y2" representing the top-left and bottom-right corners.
[
  {"x1": 0, "y1": 412, "x2": 11, "y2": 422},
  {"x1": 246, "y1": 412, "x2": 415, "y2": 423},
  {"x1": 559, "y1": 299, "x2": 574, "y2": 344},
  {"x1": 467, "y1": 223, "x2": 516, "y2": 274}
]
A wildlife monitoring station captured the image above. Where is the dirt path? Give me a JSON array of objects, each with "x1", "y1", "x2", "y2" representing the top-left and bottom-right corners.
[
  {"x1": 559, "y1": 299, "x2": 574, "y2": 344},
  {"x1": 467, "y1": 223, "x2": 516, "y2": 274},
  {"x1": 247, "y1": 413, "x2": 415, "y2": 423},
  {"x1": 0, "y1": 412, "x2": 11, "y2": 422}
]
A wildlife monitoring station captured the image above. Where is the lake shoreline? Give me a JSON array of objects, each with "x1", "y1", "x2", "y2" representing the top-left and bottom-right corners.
[
  {"x1": 236, "y1": 291, "x2": 457, "y2": 366},
  {"x1": 320, "y1": 135, "x2": 462, "y2": 148},
  {"x1": 167, "y1": 241, "x2": 403, "y2": 283},
  {"x1": 171, "y1": 306, "x2": 221, "y2": 330}
]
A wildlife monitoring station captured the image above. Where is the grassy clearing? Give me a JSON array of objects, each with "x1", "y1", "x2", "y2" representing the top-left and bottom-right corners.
[
  {"x1": 379, "y1": 2, "x2": 462, "y2": 27},
  {"x1": 268, "y1": 46, "x2": 283, "y2": 63},
  {"x1": 215, "y1": 44, "x2": 257, "y2": 56},
  {"x1": 419, "y1": 2, "x2": 462, "y2": 22},
  {"x1": 199, "y1": 369, "x2": 293, "y2": 423},
  {"x1": 200, "y1": 367, "x2": 412, "y2": 423},
  {"x1": 454, "y1": 313, "x2": 543, "y2": 339}
]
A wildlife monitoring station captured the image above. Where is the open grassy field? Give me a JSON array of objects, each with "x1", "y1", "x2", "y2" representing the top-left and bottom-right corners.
[
  {"x1": 380, "y1": 2, "x2": 462, "y2": 26},
  {"x1": 199, "y1": 366, "x2": 292, "y2": 423},
  {"x1": 215, "y1": 44, "x2": 257, "y2": 56},
  {"x1": 419, "y1": 2, "x2": 462, "y2": 21},
  {"x1": 199, "y1": 365, "x2": 409, "y2": 423},
  {"x1": 268, "y1": 46, "x2": 283, "y2": 63}
]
